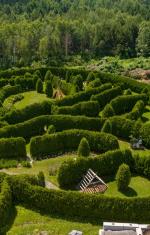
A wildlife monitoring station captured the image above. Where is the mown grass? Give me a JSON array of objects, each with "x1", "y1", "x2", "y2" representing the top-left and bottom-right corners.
[
  {"x1": 7, "y1": 206, "x2": 100, "y2": 235},
  {"x1": 105, "y1": 176, "x2": 150, "y2": 198},
  {"x1": 14, "y1": 91, "x2": 50, "y2": 109}
]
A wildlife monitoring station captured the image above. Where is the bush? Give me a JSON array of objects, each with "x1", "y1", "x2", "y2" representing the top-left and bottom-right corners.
[
  {"x1": 101, "y1": 104, "x2": 115, "y2": 118},
  {"x1": 88, "y1": 78, "x2": 101, "y2": 88},
  {"x1": 140, "y1": 122, "x2": 150, "y2": 148},
  {"x1": 0, "y1": 85, "x2": 21, "y2": 103},
  {"x1": 73, "y1": 74, "x2": 83, "y2": 91},
  {"x1": 21, "y1": 161, "x2": 31, "y2": 168},
  {"x1": 91, "y1": 86, "x2": 122, "y2": 110},
  {"x1": 45, "y1": 81, "x2": 53, "y2": 97},
  {"x1": 3, "y1": 100, "x2": 52, "y2": 124},
  {"x1": 0, "y1": 137, "x2": 26, "y2": 159},
  {"x1": 56, "y1": 83, "x2": 112, "y2": 106},
  {"x1": 38, "y1": 171, "x2": 45, "y2": 187},
  {"x1": 134, "y1": 154, "x2": 150, "y2": 179},
  {"x1": 78, "y1": 138, "x2": 90, "y2": 157},
  {"x1": 126, "y1": 100, "x2": 145, "y2": 120},
  {"x1": 44, "y1": 70, "x2": 53, "y2": 82},
  {"x1": 0, "y1": 159, "x2": 18, "y2": 169},
  {"x1": 110, "y1": 94, "x2": 148, "y2": 115},
  {"x1": 86, "y1": 72, "x2": 96, "y2": 83},
  {"x1": 132, "y1": 118, "x2": 143, "y2": 138},
  {"x1": 36, "y1": 79, "x2": 43, "y2": 93},
  {"x1": 46, "y1": 125, "x2": 55, "y2": 134},
  {"x1": 58, "y1": 149, "x2": 133, "y2": 189},
  {"x1": 30, "y1": 129, "x2": 119, "y2": 159},
  {"x1": 116, "y1": 164, "x2": 131, "y2": 191},
  {"x1": 0, "y1": 115, "x2": 103, "y2": 139},
  {"x1": 101, "y1": 120, "x2": 112, "y2": 133},
  {"x1": 124, "y1": 89, "x2": 132, "y2": 95},
  {"x1": 52, "y1": 101, "x2": 100, "y2": 117}
]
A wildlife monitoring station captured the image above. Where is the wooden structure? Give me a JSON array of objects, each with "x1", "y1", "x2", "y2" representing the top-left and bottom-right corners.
[
  {"x1": 130, "y1": 136, "x2": 145, "y2": 150},
  {"x1": 78, "y1": 168, "x2": 108, "y2": 194}
]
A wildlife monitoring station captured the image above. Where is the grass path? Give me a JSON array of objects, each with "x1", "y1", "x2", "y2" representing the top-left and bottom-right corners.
[{"x1": 7, "y1": 206, "x2": 100, "y2": 235}]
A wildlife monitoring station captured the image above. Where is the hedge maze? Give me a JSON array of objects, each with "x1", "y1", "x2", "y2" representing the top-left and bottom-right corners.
[{"x1": 0, "y1": 67, "x2": 150, "y2": 232}]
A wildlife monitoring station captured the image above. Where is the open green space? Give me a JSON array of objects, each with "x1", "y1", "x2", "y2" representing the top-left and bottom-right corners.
[
  {"x1": 14, "y1": 91, "x2": 50, "y2": 109},
  {"x1": 7, "y1": 206, "x2": 100, "y2": 235}
]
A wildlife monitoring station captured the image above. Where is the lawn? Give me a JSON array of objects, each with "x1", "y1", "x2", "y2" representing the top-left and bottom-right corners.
[
  {"x1": 7, "y1": 206, "x2": 100, "y2": 235},
  {"x1": 105, "y1": 176, "x2": 150, "y2": 198},
  {"x1": 4, "y1": 154, "x2": 75, "y2": 185},
  {"x1": 14, "y1": 91, "x2": 51, "y2": 109}
]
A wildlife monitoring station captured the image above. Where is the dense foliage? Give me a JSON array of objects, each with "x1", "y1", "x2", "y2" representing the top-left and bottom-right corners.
[{"x1": 116, "y1": 164, "x2": 131, "y2": 191}]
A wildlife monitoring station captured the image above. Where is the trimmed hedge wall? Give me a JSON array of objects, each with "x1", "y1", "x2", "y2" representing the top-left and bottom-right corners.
[
  {"x1": 56, "y1": 83, "x2": 112, "y2": 106},
  {"x1": 0, "y1": 179, "x2": 12, "y2": 234},
  {"x1": 126, "y1": 100, "x2": 145, "y2": 120},
  {"x1": 8, "y1": 177, "x2": 150, "y2": 223},
  {"x1": 140, "y1": 122, "x2": 150, "y2": 148},
  {"x1": 58, "y1": 149, "x2": 133, "y2": 189},
  {"x1": 3, "y1": 100, "x2": 52, "y2": 124},
  {"x1": 52, "y1": 101, "x2": 100, "y2": 117},
  {"x1": 91, "y1": 86, "x2": 122, "y2": 110},
  {"x1": 30, "y1": 129, "x2": 119, "y2": 159},
  {"x1": 110, "y1": 94, "x2": 148, "y2": 115},
  {"x1": 108, "y1": 116, "x2": 135, "y2": 139},
  {"x1": 0, "y1": 85, "x2": 21, "y2": 103},
  {"x1": 0, "y1": 115, "x2": 103, "y2": 139},
  {"x1": 0, "y1": 137, "x2": 26, "y2": 159}
]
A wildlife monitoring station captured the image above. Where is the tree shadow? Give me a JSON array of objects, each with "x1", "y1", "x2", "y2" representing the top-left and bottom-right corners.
[{"x1": 120, "y1": 187, "x2": 137, "y2": 197}]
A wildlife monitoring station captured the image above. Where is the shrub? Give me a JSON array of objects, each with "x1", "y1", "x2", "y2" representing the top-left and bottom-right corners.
[
  {"x1": 86, "y1": 72, "x2": 96, "y2": 83},
  {"x1": 140, "y1": 122, "x2": 150, "y2": 148},
  {"x1": 142, "y1": 87, "x2": 149, "y2": 94},
  {"x1": 78, "y1": 138, "x2": 90, "y2": 157},
  {"x1": 73, "y1": 74, "x2": 83, "y2": 91},
  {"x1": 52, "y1": 101, "x2": 100, "y2": 117},
  {"x1": 110, "y1": 94, "x2": 148, "y2": 115},
  {"x1": 47, "y1": 125, "x2": 56, "y2": 134},
  {"x1": 124, "y1": 89, "x2": 132, "y2": 95},
  {"x1": 38, "y1": 171, "x2": 45, "y2": 187},
  {"x1": 0, "y1": 137, "x2": 26, "y2": 159},
  {"x1": 116, "y1": 164, "x2": 131, "y2": 191},
  {"x1": 45, "y1": 81, "x2": 53, "y2": 97},
  {"x1": 30, "y1": 129, "x2": 119, "y2": 159},
  {"x1": 21, "y1": 161, "x2": 31, "y2": 168},
  {"x1": 101, "y1": 104, "x2": 115, "y2": 118},
  {"x1": 0, "y1": 159, "x2": 18, "y2": 169},
  {"x1": 0, "y1": 85, "x2": 21, "y2": 103},
  {"x1": 58, "y1": 149, "x2": 133, "y2": 189},
  {"x1": 91, "y1": 86, "x2": 122, "y2": 110},
  {"x1": 56, "y1": 83, "x2": 112, "y2": 106},
  {"x1": 101, "y1": 120, "x2": 112, "y2": 133},
  {"x1": 36, "y1": 79, "x2": 43, "y2": 93},
  {"x1": 132, "y1": 118, "x2": 143, "y2": 138},
  {"x1": 126, "y1": 100, "x2": 145, "y2": 120},
  {"x1": 0, "y1": 115, "x2": 103, "y2": 139},
  {"x1": 134, "y1": 154, "x2": 150, "y2": 179},
  {"x1": 88, "y1": 78, "x2": 101, "y2": 88},
  {"x1": 44, "y1": 70, "x2": 53, "y2": 82}
]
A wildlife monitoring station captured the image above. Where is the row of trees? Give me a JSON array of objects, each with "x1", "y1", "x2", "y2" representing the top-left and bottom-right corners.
[{"x1": 0, "y1": 1, "x2": 149, "y2": 68}]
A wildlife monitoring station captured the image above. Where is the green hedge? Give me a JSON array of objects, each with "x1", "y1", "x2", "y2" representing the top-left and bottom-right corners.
[
  {"x1": 30, "y1": 129, "x2": 119, "y2": 159},
  {"x1": 126, "y1": 100, "x2": 145, "y2": 120},
  {"x1": 0, "y1": 115, "x2": 103, "y2": 139},
  {"x1": 91, "y1": 86, "x2": 122, "y2": 110},
  {"x1": 0, "y1": 179, "x2": 12, "y2": 234},
  {"x1": 110, "y1": 94, "x2": 148, "y2": 115},
  {"x1": 58, "y1": 149, "x2": 133, "y2": 189},
  {"x1": 140, "y1": 122, "x2": 150, "y2": 148},
  {"x1": 3, "y1": 100, "x2": 52, "y2": 124},
  {"x1": 8, "y1": 177, "x2": 150, "y2": 223},
  {"x1": 0, "y1": 137, "x2": 26, "y2": 159},
  {"x1": 52, "y1": 101, "x2": 100, "y2": 117},
  {"x1": 0, "y1": 85, "x2": 21, "y2": 103},
  {"x1": 56, "y1": 83, "x2": 112, "y2": 106},
  {"x1": 107, "y1": 116, "x2": 135, "y2": 139}
]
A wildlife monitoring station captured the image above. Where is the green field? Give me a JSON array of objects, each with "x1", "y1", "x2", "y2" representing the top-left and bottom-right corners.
[{"x1": 7, "y1": 206, "x2": 100, "y2": 235}]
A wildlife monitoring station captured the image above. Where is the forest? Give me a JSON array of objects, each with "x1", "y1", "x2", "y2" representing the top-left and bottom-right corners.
[{"x1": 0, "y1": 0, "x2": 150, "y2": 68}]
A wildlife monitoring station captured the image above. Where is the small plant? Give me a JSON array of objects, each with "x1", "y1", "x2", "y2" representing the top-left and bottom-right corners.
[
  {"x1": 38, "y1": 171, "x2": 45, "y2": 187},
  {"x1": 45, "y1": 81, "x2": 53, "y2": 98},
  {"x1": 116, "y1": 164, "x2": 131, "y2": 191},
  {"x1": 22, "y1": 161, "x2": 31, "y2": 168},
  {"x1": 78, "y1": 137, "x2": 90, "y2": 157},
  {"x1": 36, "y1": 79, "x2": 43, "y2": 93},
  {"x1": 47, "y1": 125, "x2": 56, "y2": 134}
]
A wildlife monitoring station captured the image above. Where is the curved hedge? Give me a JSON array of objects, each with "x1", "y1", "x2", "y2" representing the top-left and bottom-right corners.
[
  {"x1": 0, "y1": 85, "x2": 21, "y2": 103},
  {"x1": 30, "y1": 129, "x2": 119, "y2": 159},
  {"x1": 110, "y1": 94, "x2": 148, "y2": 115},
  {"x1": 3, "y1": 100, "x2": 52, "y2": 124},
  {"x1": 9, "y1": 177, "x2": 150, "y2": 224},
  {"x1": 58, "y1": 149, "x2": 133, "y2": 189},
  {"x1": 56, "y1": 83, "x2": 112, "y2": 106},
  {"x1": 126, "y1": 100, "x2": 145, "y2": 120},
  {"x1": 91, "y1": 86, "x2": 122, "y2": 109},
  {"x1": 52, "y1": 101, "x2": 100, "y2": 117},
  {"x1": 0, "y1": 179, "x2": 12, "y2": 234},
  {"x1": 0, "y1": 137, "x2": 26, "y2": 159},
  {"x1": 0, "y1": 115, "x2": 103, "y2": 139}
]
